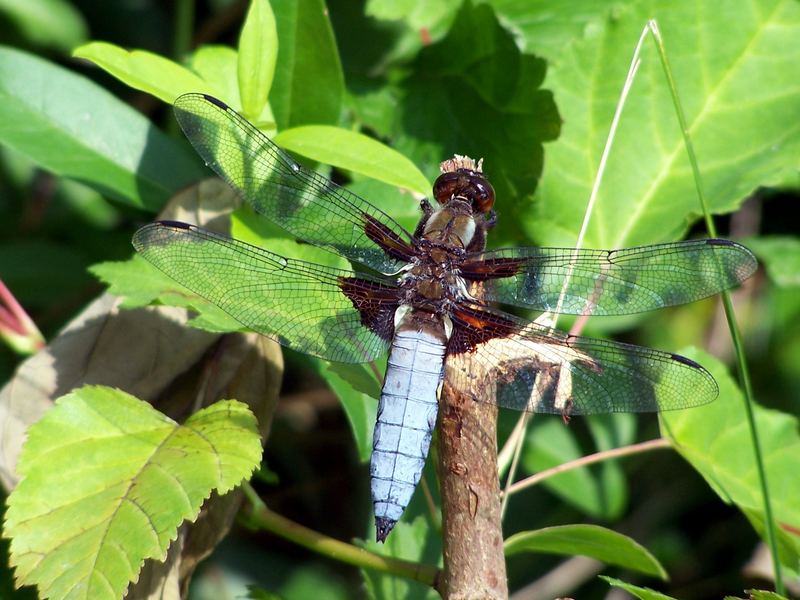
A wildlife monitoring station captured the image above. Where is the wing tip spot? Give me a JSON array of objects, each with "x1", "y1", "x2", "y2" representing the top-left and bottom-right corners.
[
  {"x1": 670, "y1": 353, "x2": 703, "y2": 369},
  {"x1": 157, "y1": 220, "x2": 192, "y2": 230},
  {"x1": 203, "y1": 94, "x2": 229, "y2": 110}
]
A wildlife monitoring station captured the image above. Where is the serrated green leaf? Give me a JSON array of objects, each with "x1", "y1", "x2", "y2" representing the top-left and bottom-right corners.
[
  {"x1": 660, "y1": 348, "x2": 800, "y2": 568},
  {"x1": 238, "y1": 0, "x2": 278, "y2": 120},
  {"x1": 270, "y1": 0, "x2": 344, "y2": 128},
  {"x1": 505, "y1": 524, "x2": 667, "y2": 579},
  {"x1": 521, "y1": 0, "x2": 800, "y2": 248},
  {"x1": 191, "y1": 45, "x2": 241, "y2": 109},
  {"x1": 600, "y1": 576, "x2": 677, "y2": 600},
  {"x1": 3, "y1": 385, "x2": 261, "y2": 600},
  {"x1": 73, "y1": 41, "x2": 218, "y2": 104},
  {"x1": 745, "y1": 236, "x2": 800, "y2": 287},
  {"x1": 0, "y1": 46, "x2": 203, "y2": 210},
  {"x1": 273, "y1": 125, "x2": 430, "y2": 195},
  {"x1": 392, "y1": 1, "x2": 559, "y2": 244},
  {"x1": 0, "y1": 0, "x2": 87, "y2": 52}
]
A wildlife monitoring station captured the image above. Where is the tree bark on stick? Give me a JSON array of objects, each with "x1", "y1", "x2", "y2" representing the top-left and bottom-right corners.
[{"x1": 437, "y1": 355, "x2": 508, "y2": 599}]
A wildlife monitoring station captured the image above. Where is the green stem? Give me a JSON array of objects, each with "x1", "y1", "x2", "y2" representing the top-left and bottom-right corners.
[
  {"x1": 648, "y1": 19, "x2": 785, "y2": 596},
  {"x1": 241, "y1": 483, "x2": 441, "y2": 590}
]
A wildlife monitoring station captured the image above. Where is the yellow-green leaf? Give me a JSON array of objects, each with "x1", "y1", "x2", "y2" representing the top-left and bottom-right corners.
[
  {"x1": 274, "y1": 125, "x2": 431, "y2": 195},
  {"x1": 238, "y1": 0, "x2": 278, "y2": 119},
  {"x1": 73, "y1": 41, "x2": 218, "y2": 103},
  {"x1": 3, "y1": 385, "x2": 262, "y2": 600}
]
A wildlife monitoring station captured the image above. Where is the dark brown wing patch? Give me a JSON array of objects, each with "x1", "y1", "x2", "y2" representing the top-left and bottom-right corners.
[
  {"x1": 339, "y1": 276, "x2": 402, "y2": 341},
  {"x1": 447, "y1": 303, "x2": 517, "y2": 354},
  {"x1": 363, "y1": 214, "x2": 417, "y2": 263}
]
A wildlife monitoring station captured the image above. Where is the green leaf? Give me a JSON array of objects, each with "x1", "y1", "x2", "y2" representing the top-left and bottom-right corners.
[
  {"x1": 191, "y1": 45, "x2": 241, "y2": 109},
  {"x1": 487, "y1": 1, "x2": 614, "y2": 61},
  {"x1": 392, "y1": 1, "x2": 560, "y2": 244},
  {"x1": 360, "y1": 517, "x2": 441, "y2": 600},
  {"x1": 600, "y1": 576, "x2": 678, "y2": 600},
  {"x1": 274, "y1": 125, "x2": 430, "y2": 195},
  {"x1": 0, "y1": 0, "x2": 87, "y2": 52},
  {"x1": 744, "y1": 591, "x2": 791, "y2": 600},
  {"x1": 238, "y1": 0, "x2": 278, "y2": 120},
  {"x1": 317, "y1": 361, "x2": 379, "y2": 462},
  {"x1": 660, "y1": 348, "x2": 800, "y2": 567},
  {"x1": 230, "y1": 206, "x2": 349, "y2": 268},
  {"x1": 73, "y1": 41, "x2": 218, "y2": 104},
  {"x1": 270, "y1": 0, "x2": 345, "y2": 128},
  {"x1": 505, "y1": 524, "x2": 667, "y2": 579},
  {"x1": 3, "y1": 385, "x2": 261, "y2": 600},
  {"x1": 586, "y1": 413, "x2": 636, "y2": 519},
  {"x1": 90, "y1": 256, "x2": 242, "y2": 333},
  {"x1": 521, "y1": 419, "x2": 614, "y2": 519},
  {"x1": 0, "y1": 46, "x2": 203, "y2": 210},
  {"x1": 519, "y1": 0, "x2": 800, "y2": 247},
  {"x1": 745, "y1": 236, "x2": 800, "y2": 287}
]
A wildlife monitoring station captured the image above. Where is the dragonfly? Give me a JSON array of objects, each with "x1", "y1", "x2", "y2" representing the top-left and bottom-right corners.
[{"x1": 133, "y1": 93, "x2": 757, "y2": 542}]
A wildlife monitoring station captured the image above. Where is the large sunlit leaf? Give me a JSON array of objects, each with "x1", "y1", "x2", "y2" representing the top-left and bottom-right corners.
[
  {"x1": 3, "y1": 386, "x2": 262, "y2": 600},
  {"x1": 0, "y1": 46, "x2": 203, "y2": 210},
  {"x1": 660, "y1": 348, "x2": 800, "y2": 567},
  {"x1": 269, "y1": 0, "x2": 344, "y2": 128},
  {"x1": 516, "y1": 0, "x2": 800, "y2": 248},
  {"x1": 505, "y1": 524, "x2": 667, "y2": 578},
  {"x1": 73, "y1": 41, "x2": 218, "y2": 104},
  {"x1": 274, "y1": 125, "x2": 430, "y2": 195},
  {"x1": 237, "y1": 0, "x2": 277, "y2": 120}
]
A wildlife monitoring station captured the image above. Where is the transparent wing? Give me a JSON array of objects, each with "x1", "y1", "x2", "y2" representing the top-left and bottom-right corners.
[
  {"x1": 133, "y1": 221, "x2": 400, "y2": 363},
  {"x1": 461, "y1": 239, "x2": 757, "y2": 315},
  {"x1": 173, "y1": 93, "x2": 416, "y2": 274},
  {"x1": 445, "y1": 303, "x2": 718, "y2": 415}
]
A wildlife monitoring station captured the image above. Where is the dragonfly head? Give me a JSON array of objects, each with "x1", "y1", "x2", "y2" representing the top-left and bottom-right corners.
[{"x1": 434, "y1": 155, "x2": 495, "y2": 215}]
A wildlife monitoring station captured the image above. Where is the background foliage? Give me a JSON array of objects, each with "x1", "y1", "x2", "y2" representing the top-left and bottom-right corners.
[{"x1": 1, "y1": 0, "x2": 799, "y2": 598}]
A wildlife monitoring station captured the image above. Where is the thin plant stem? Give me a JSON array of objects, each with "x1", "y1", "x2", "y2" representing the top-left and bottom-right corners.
[
  {"x1": 241, "y1": 482, "x2": 441, "y2": 590},
  {"x1": 499, "y1": 26, "x2": 647, "y2": 516},
  {"x1": 647, "y1": 19, "x2": 784, "y2": 595},
  {"x1": 504, "y1": 438, "x2": 670, "y2": 496}
]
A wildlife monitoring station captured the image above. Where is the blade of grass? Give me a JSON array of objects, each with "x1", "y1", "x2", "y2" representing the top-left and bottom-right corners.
[{"x1": 647, "y1": 18, "x2": 784, "y2": 595}]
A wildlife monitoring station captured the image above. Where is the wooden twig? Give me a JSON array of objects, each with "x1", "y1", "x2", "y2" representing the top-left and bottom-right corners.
[{"x1": 437, "y1": 359, "x2": 507, "y2": 599}]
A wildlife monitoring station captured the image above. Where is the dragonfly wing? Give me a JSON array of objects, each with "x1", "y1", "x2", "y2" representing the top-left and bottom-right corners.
[
  {"x1": 460, "y1": 239, "x2": 757, "y2": 315},
  {"x1": 445, "y1": 302, "x2": 718, "y2": 415},
  {"x1": 173, "y1": 93, "x2": 416, "y2": 274},
  {"x1": 133, "y1": 221, "x2": 400, "y2": 363}
]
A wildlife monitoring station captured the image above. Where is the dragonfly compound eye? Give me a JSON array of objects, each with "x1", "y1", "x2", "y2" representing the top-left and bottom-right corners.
[{"x1": 433, "y1": 170, "x2": 496, "y2": 214}]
